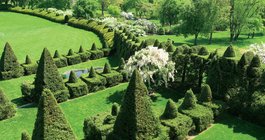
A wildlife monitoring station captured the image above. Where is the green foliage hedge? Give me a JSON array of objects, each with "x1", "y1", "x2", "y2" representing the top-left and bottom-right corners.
[
  {"x1": 0, "y1": 89, "x2": 16, "y2": 121},
  {"x1": 81, "y1": 74, "x2": 107, "y2": 93},
  {"x1": 22, "y1": 63, "x2": 37, "y2": 75},
  {"x1": 100, "y1": 70, "x2": 123, "y2": 87},
  {"x1": 66, "y1": 81, "x2": 89, "y2": 98},
  {"x1": 54, "y1": 57, "x2": 68, "y2": 68},
  {"x1": 66, "y1": 54, "x2": 82, "y2": 65}
]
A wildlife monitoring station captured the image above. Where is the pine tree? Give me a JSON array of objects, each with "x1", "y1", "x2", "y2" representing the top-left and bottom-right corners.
[
  {"x1": 223, "y1": 45, "x2": 236, "y2": 57},
  {"x1": 91, "y1": 43, "x2": 97, "y2": 51},
  {"x1": 103, "y1": 63, "x2": 111, "y2": 74},
  {"x1": 154, "y1": 39, "x2": 160, "y2": 47},
  {"x1": 32, "y1": 89, "x2": 76, "y2": 140},
  {"x1": 34, "y1": 48, "x2": 66, "y2": 99},
  {"x1": 67, "y1": 49, "x2": 74, "y2": 56},
  {"x1": 88, "y1": 66, "x2": 96, "y2": 78},
  {"x1": 118, "y1": 58, "x2": 126, "y2": 70},
  {"x1": 200, "y1": 84, "x2": 212, "y2": 102},
  {"x1": 53, "y1": 50, "x2": 61, "y2": 58},
  {"x1": 0, "y1": 88, "x2": 16, "y2": 120},
  {"x1": 0, "y1": 42, "x2": 21, "y2": 72},
  {"x1": 25, "y1": 55, "x2": 32, "y2": 64},
  {"x1": 198, "y1": 47, "x2": 209, "y2": 55},
  {"x1": 79, "y1": 45, "x2": 85, "y2": 53},
  {"x1": 21, "y1": 131, "x2": 31, "y2": 140},
  {"x1": 68, "y1": 71, "x2": 78, "y2": 83},
  {"x1": 180, "y1": 89, "x2": 197, "y2": 110},
  {"x1": 111, "y1": 70, "x2": 160, "y2": 139},
  {"x1": 161, "y1": 99, "x2": 178, "y2": 119},
  {"x1": 111, "y1": 103, "x2": 119, "y2": 116},
  {"x1": 83, "y1": 117, "x2": 102, "y2": 140}
]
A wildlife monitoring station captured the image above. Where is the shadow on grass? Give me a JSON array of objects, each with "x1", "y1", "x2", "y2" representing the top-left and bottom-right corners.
[
  {"x1": 106, "y1": 90, "x2": 125, "y2": 105},
  {"x1": 107, "y1": 56, "x2": 120, "y2": 67},
  {"x1": 11, "y1": 97, "x2": 27, "y2": 107},
  {"x1": 155, "y1": 87, "x2": 184, "y2": 103},
  {"x1": 217, "y1": 113, "x2": 265, "y2": 140}
]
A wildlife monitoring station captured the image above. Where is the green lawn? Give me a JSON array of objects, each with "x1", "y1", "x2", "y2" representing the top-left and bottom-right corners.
[{"x1": 0, "y1": 12, "x2": 102, "y2": 62}]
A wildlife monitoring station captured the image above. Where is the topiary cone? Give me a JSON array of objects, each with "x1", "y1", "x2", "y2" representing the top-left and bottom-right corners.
[
  {"x1": 154, "y1": 39, "x2": 160, "y2": 47},
  {"x1": 67, "y1": 49, "x2": 75, "y2": 56},
  {"x1": 53, "y1": 50, "x2": 61, "y2": 58},
  {"x1": 250, "y1": 55, "x2": 261, "y2": 67},
  {"x1": 68, "y1": 71, "x2": 78, "y2": 83},
  {"x1": 32, "y1": 89, "x2": 76, "y2": 140},
  {"x1": 198, "y1": 47, "x2": 209, "y2": 56},
  {"x1": 223, "y1": 45, "x2": 236, "y2": 57},
  {"x1": 0, "y1": 88, "x2": 16, "y2": 120},
  {"x1": 180, "y1": 89, "x2": 197, "y2": 110},
  {"x1": 111, "y1": 103, "x2": 119, "y2": 116},
  {"x1": 88, "y1": 67, "x2": 96, "y2": 78},
  {"x1": 161, "y1": 99, "x2": 178, "y2": 119},
  {"x1": 79, "y1": 45, "x2": 85, "y2": 53},
  {"x1": 91, "y1": 43, "x2": 97, "y2": 51},
  {"x1": 21, "y1": 130, "x2": 31, "y2": 140},
  {"x1": 200, "y1": 84, "x2": 212, "y2": 102},
  {"x1": 0, "y1": 42, "x2": 21, "y2": 72},
  {"x1": 25, "y1": 55, "x2": 32, "y2": 64},
  {"x1": 83, "y1": 117, "x2": 101, "y2": 140},
  {"x1": 118, "y1": 58, "x2": 126, "y2": 70},
  {"x1": 103, "y1": 63, "x2": 111, "y2": 74}
]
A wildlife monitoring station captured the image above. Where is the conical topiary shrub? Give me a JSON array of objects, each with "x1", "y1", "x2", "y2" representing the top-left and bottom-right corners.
[
  {"x1": 67, "y1": 49, "x2": 75, "y2": 56},
  {"x1": 198, "y1": 47, "x2": 209, "y2": 56},
  {"x1": 53, "y1": 50, "x2": 61, "y2": 58},
  {"x1": 25, "y1": 55, "x2": 32, "y2": 64},
  {"x1": 154, "y1": 39, "x2": 160, "y2": 47},
  {"x1": 199, "y1": 84, "x2": 212, "y2": 102},
  {"x1": 167, "y1": 44, "x2": 174, "y2": 52},
  {"x1": 34, "y1": 48, "x2": 66, "y2": 99},
  {"x1": 103, "y1": 63, "x2": 111, "y2": 74},
  {"x1": 161, "y1": 99, "x2": 178, "y2": 119},
  {"x1": 250, "y1": 55, "x2": 261, "y2": 67},
  {"x1": 118, "y1": 58, "x2": 125, "y2": 70},
  {"x1": 91, "y1": 43, "x2": 97, "y2": 51},
  {"x1": 111, "y1": 103, "x2": 119, "y2": 116},
  {"x1": 68, "y1": 71, "x2": 78, "y2": 83},
  {"x1": 32, "y1": 89, "x2": 76, "y2": 140},
  {"x1": 79, "y1": 45, "x2": 85, "y2": 53},
  {"x1": 21, "y1": 131, "x2": 31, "y2": 140},
  {"x1": 110, "y1": 70, "x2": 160, "y2": 139},
  {"x1": 158, "y1": 43, "x2": 164, "y2": 49},
  {"x1": 180, "y1": 89, "x2": 197, "y2": 110},
  {"x1": 0, "y1": 88, "x2": 16, "y2": 120},
  {"x1": 0, "y1": 42, "x2": 21, "y2": 72},
  {"x1": 88, "y1": 67, "x2": 96, "y2": 78},
  {"x1": 223, "y1": 45, "x2": 236, "y2": 57}
]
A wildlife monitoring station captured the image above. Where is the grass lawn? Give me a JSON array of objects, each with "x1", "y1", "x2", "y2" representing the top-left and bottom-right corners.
[
  {"x1": 141, "y1": 32, "x2": 265, "y2": 59},
  {"x1": 0, "y1": 12, "x2": 102, "y2": 62}
]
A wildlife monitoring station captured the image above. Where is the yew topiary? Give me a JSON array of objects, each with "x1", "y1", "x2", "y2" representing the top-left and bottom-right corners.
[
  {"x1": 83, "y1": 117, "x2": 102, "y2": 140},
  {"x1": 200, "y1": 84, "x2": 212, "y2": 102},
  {"x1": 111, "y1": 103, "x2": 119, "y2": 116},
  {"x1": 68, "y1": 71, "x2": 78, "y2": 83},
  {"x1": 180, "y1": 89, "x2": 197, "y2": 110},
  {"x1": 110, "y1": 70, "x2": 160, "y2": 139},
  {"x1": 161, "y1": 99, "x2": 178, "y2": 119},
  {"x1": 154, "y1": 39, "x2": 160, "y2": 47},
  {"x1": 67, "y1": 49, "x2": 75, "y2": 56},
  {"x1": 223, "y1": 45, "x2": 236, "y2": 57},
  {"x1": 25, "y1": 55, "x2": 32, "y2": 64},
  {"x1": 21, "y1": 131, "x2": 31, "y2": 140},
  {"x1": 89, "y1": 67, "x2": 97, "y2": 78},
  {"x1": 0, "y1": 88, "x2": 16, "y2": 120},
  {"x1": 103, "y1": 63, "x2": 111, "y2": 74},
  {"x1": 198, "y1": 47, "x2": 209, "y2": 56},
  {"x1": 118, "y1": 58, "x2": 125, "y2": 70},
  {"x1": 79, "y1": 45, "x2": 85, "y2": 53},
  {"x1": 53, "y1": 50, "x2": 61, "y2": 58},
  {"x1": 34, "y1": 48, "x2": 66, "y2": 100},
  {"x1": 32, "y1": 89, "x2": 76, "y2": 140},
  {"x1": 91, "y1": 43, "x2": 97, "y2": 51},
  {"x1": 250, "y1": 55, "x2": 261, "y2": 68}
]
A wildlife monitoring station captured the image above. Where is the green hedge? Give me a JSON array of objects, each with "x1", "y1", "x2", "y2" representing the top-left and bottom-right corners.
[
  {"x1": 54, "y1": 57, "x2": 68, "y2": 68},
  {"x1": 78, "y1": 51, "x2": 91, "y2": 62},
  {"x1": 179, "y1": 104, "x2": 214, "y2": 132},
  {"x1": 100, "y1": 70, "x2": 123, "y2": 87},
  {"x1": 21, "y1": 82, "x2": 35, "y2": 102},
  {"x1": 0, "y1": 66, "x2": 24, "y2": 80},
  {"x1": 53, "y1": 89, "x2": 70, "y2": 103},
  {"x1": 200, "y1": 101, "x2": 226, "y2": 118},
  {"x1": 66, "y1": 81, "x2": 89, "y2": 98},
  {"x1": 90, "y1": 50, "x2": 104, "y2": 60},
  {"x1": 22, "y1": 63, "x2": 37, "y2": 75},
  {"x1": 66, "y1": 54, "x2": 82, "y2": 65},
  {"x1": 160, "y1": 113, "x2": 194, "y2": 140},
  {"x1": 81, "y1": 74, "x2": 107, "y2": 92}
]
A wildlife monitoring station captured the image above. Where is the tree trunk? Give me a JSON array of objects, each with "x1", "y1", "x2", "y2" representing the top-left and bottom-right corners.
[
  {"x1": 248, "y1": 33, "x2": 250, "y2": 38},
  {"x1": 234, "y1": 33, "x2": 240, "y2": 41},
  {"x1": 230, "y1": 33, "x2": 234, "y2": 42},
  {"x1": 101, "y1": 3, "x2": 104, "y2": 17},
  {"x1": 252, "y1": 32, "x2": 255, "y2": 38},
  {"x1": 209, "y1": 32, "x2": 213, "y2": 44},
  {"x1": 194, "y1": 33, "x2": 198, "y2": 45}
]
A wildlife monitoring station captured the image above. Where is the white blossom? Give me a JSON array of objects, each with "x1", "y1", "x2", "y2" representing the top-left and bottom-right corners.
[{"x1": 249, "y1": 42, "x2": 265, "y2": 63}]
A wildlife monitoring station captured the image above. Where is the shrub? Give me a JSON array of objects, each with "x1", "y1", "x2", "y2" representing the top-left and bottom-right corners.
[
  {"x1": 179, "y1": 89, "x2": 197, "y2": 110},
  {"x1": 161, "y1": 99, "x2": 178, "y2": 119},
  {"x1": 153, "y1": 39, "x2": 160, "y2": 47},
  {"x1": 198, "y1": 47, "x2": 209, "y2": 56},
  {"x1": 72, "y1": 0, "x2": 97, "y2": 19},
  {"x1": 158, "y1": 27, "x2": 165, "y2": 35},
  {"x1": 111, "y1": 103, "x2": 119, "y2": 116},
  {"x1": 66, "y1": 49, "x2": 82, "y2": 65},
  {"x1": 22, "y1": 55, "x2": 37, "y2": 75},
  {"x1": 110, "y1": 70, "x2": 160, "y2": 140},
  {"x1": 0, "y1": 42, "x2": 24, "y2": 80},
  {"x1": 34, "y1": 48, "x2": 68, "y2": 102},
  {"x1": 83, "y1": 117, "x2": 102, "y2": 140},
  {"x1": 32, "y1": 89, "x2": 76, "y2": 140},
  {"x1": 108, "y1": 5, "x2": 121, "y2": 17},
  {"x1": 199, "y1": 84, "x2": 212, "y2": 102},
  {"x1": 21, "y1": 82, "x2": 35, "y2": 102},
  {"x1": 223, "y1": 45, "x2": 236, "y2": 57},
  {"x1": 103, "y1": 63, "x2": 111, "y2": 74},
  {"x1": 118, "y1": 58, "x2": 125, "y2": 71},
  {"x1": 100, "y1": 70, "x2": 123, "y2": 87},
  {"x1": 66, "y1": 71, "x2": 88, "y2": 98},
  {"x1": 0, "y1": 89, "x2": 16, "y2": 121},
  {"x1": 53, "y1": 50, "x2": 68, "y2": 68},
  {"x1": 21, "y1": 131, "x2": 31, "y2": 140},
  {"x1": 90, "y1": 50, "x2": 104, "y2": 60}
]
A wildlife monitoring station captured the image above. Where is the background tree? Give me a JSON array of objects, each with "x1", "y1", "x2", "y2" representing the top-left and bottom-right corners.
[
  {"x1": 99, "y1": 0, "x2": 110, "y2": 16},
  {"x1": 73, "y1": 0, "x2": 98, "y2": 19},
  {"x1": 159, "y1": 0, "x2": 181, "y2": 27}
]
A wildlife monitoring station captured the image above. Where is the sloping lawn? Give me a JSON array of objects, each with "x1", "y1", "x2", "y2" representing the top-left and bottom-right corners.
[{"x1": 0, "y1": 12, "x2": 102, "y2": 62}]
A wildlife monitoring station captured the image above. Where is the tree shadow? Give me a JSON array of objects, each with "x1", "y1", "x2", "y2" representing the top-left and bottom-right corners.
[
  {"x1": 155, "y1": 87, "x2": 184, "y2": 103},
  {"x1": 106, "y1": 90, "x2": 126, "y2": 105},
  {"x1": 107, "y1": 56, "x2": 120, "y2": 67},
  {"x1": 11, "y1": 97, "x2": 27, "y2": 107},
  {"x1": 216, "y1": 113, "x2": 265, "y2": 139}
]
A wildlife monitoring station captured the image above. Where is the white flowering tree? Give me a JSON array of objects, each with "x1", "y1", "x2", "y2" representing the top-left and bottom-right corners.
[
  {"x1": 125, "y1": 46, "x2": 175, "y2": 89},
  {"x1": 249, "y1": 43, "x2": 265, "y2": 63}
]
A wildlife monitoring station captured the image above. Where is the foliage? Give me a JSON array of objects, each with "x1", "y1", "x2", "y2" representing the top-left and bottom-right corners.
[
  {"x1": 68, "y1": 71, "x2": 78, "y2": 83},
  {"x1": 161, "y1": 99, "x2": 178, "y2": 119},
  {"x1": 249, "y1": 43, "x2": 265, "y2": 63},
  {"x1": 223, "y1": 45, "x2": 236, "y2": 57},
  {"x1": 107, "y1": 5, "x2": 121, "y2": 17},
  {"x1": 110, "y1": 70, "x2": 160, "y2": 139},
  {"x1": 180, "y1": 89, "x2": 197, "y2": 110},
  {"x1": 159, "y1": 0, "x2": 181, "y2": 26},
  {"x1": 111, "y1": 103, "x2": 119, "y2": 116},
  {"x1": 21, "y1": 131, "x2": 31, "y2": 140},
  {"x1": 200, "y1": 84, "x2": 213, "y2": 102},
  {"x1": 125, "y1": 46, "x2": 175, "y2": 87},
  {"x1": 103, "y1": 63, "x2": 111, "y2": 74},
  {"x1": 73, "y1": 0, "x2": 98, "y2": 19},
  {"x1": 0, "y1": 88, "x2": 16, "y2": 120},
  {"x1": 32, "y1": 89, "x2": 76, "y2": 140},
  {"x1": 83, "y1": 117, "x2": 102, "y2": 140}
]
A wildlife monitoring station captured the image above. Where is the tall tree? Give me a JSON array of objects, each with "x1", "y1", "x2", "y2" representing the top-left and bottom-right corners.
[
  {"x1": 99, "y1": 0, "x2": 110, "y2": 16},
  {"x1": 110, "y1": 70, "x2": 160, "y2": 139},
  {"x1": 32, "y1": 89, "x2": 76, "y2": 140},
  {"x1": 159, "y1": 0, "x2": 181, "y2": 26}
]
